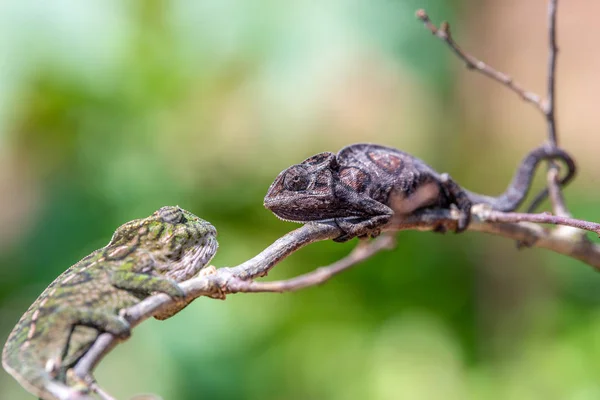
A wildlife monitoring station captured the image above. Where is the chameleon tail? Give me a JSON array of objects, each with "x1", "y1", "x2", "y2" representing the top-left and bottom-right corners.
[{"x1": 464, "y1": 144, "x2": 576, "y2": 212}]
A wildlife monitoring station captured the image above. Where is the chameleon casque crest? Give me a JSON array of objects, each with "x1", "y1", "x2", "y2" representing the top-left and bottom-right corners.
[
  {"x1": 264, "y1": 143, "x2": 576, "y2": 242},
  {"x1": 2, "y1": 206, "x2": 218, "y2": 400}
]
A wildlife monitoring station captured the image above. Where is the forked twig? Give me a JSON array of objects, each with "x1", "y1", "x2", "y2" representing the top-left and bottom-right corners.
[
  {"x1": 415, "y1": 9, "x2": 544, "y2": 112},
  {"x1": 478, "y1": 209, "x2": 600, "y2": 235},
  {"x1": 228, "y1": 235, "x2": 396, "y2": 293},
  {"x1": 417, "y1": 3, "x2": 571, "y2": 216}
]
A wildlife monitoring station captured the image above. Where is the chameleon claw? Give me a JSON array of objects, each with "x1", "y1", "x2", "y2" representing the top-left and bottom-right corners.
[
  {"x1": 433, "y1": 224, "x2": 448, "y2": 234},
  {"x1": 369, "y1": 229, "x2": 381, "y2": 239},
  {"x1": 455, "y1": 212, "x2": 470, "y2": 233},
  {"x1": 105, "y1": 315, "x2": 132, "y2": 339}
]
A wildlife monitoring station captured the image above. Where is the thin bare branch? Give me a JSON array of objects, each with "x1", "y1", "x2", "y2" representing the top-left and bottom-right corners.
[
  {"x1": 469, "y1": 210, "x2": 598, "y2": 266},
  {"x1": 546, "y1": 166, "x2": 570, "y2": 217},
  {"x1": 225, "y1": 222, "x2": 340, "y2": 280},
  {"x1": 228, "y1": 235, "x2": 396, "y2": 293},
  {"x1": 542, "y1": 0, "x2": 571, "y2": 217},
  {"x1": 477, "y1": 208, "x2": 600, "y2": 235},
  {"x1": 89, "y1": 381, "x2": 117, "y2": 400},
  {"x1": 71, "y1": 335, "x2": 118, "y2": 386},
  {"x1": 415, "y1": 9, "x2": 544, "y2": 112},
  {"x1": 546, "y1": 0, "x2": 559, "y2": 145}
]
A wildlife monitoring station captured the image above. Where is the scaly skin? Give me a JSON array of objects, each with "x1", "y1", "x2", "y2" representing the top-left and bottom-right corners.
[
  {"x1": 264, "y1": 143, "x2": 576, "y2": 241},
  {"x1": 2, "y1": 206, "x2": 218, "y2": 400}
]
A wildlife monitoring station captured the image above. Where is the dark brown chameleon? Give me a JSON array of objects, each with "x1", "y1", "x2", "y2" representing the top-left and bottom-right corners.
[
  {"x1": 2, "y1": 206, "x2": 218, "y2": 400},
  {"x1": 264, "y1": 143, "x2": 576, "y2": 242}
]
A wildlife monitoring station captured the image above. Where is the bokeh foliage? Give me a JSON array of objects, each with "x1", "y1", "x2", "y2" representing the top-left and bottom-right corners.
[{"x1": 1, "y1": 1, "x2": 600, "y2": 399}]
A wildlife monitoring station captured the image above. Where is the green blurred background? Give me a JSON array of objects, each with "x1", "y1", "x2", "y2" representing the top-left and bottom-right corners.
[{"x1": 2, "y1": 1, "x2": 600, "y2": 399}]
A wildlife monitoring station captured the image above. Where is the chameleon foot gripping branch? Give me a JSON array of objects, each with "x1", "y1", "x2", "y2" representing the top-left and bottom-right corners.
[{"x1": 2, "y1": 206, "x2": 218, "y2": 400}]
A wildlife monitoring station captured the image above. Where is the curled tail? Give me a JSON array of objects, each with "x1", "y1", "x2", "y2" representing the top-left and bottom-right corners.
[{"x1": 464, "y1": 144, "x2": 576, "y2": 212}]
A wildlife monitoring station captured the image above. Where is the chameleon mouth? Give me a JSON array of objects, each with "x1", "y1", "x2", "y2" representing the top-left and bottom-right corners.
[
  {"x1": 166, "y1": 235, "x2": 219, "y2": 281},
  {"x1": 262, "y1": 198, "x2": 279, "y2": 209},
  {"x1": 270, "y1": 213, "x2": 304, "y2": 224},
  {"x1": 263, "y1": 199, "x2": 304, "y2": 224}
]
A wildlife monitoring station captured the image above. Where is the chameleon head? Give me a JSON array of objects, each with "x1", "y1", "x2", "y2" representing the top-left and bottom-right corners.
[
  {"x1": 107, "y1": 206, "x2": 218, "y2": 281},
  {"x1": 264, "y1": 152, "x2": 343, "y2": 222}
]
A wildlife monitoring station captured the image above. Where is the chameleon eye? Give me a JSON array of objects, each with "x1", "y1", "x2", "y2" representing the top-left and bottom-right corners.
[
  {"x1": 283, "y1": 166, "x2": 311, "y2": 191},
  {"x1": 158, "y1": 206, "x2": 185, "y2": 224}
]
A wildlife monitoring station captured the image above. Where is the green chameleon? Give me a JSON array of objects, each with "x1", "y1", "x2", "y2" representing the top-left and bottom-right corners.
[{"x1": 2, "y1": 206, "x2": 218, "y2": 400}]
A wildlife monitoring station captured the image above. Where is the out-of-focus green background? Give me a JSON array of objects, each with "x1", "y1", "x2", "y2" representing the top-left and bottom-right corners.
[{"x1": 2, "y1": 1, "x2": 600, "y2": 399}]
